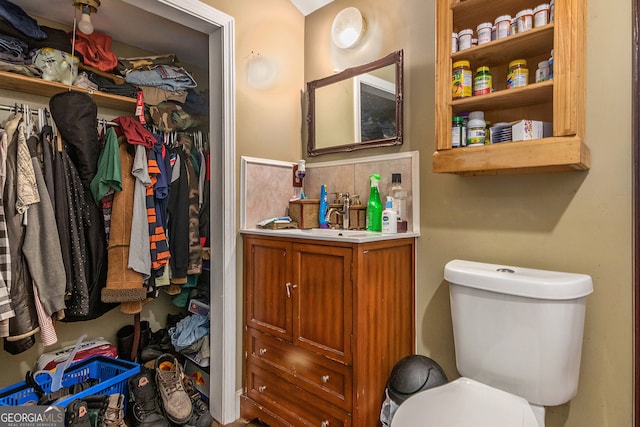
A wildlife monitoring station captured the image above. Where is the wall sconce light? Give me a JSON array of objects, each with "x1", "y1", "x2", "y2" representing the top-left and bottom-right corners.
[
  {"x1": 246, "y1": 52, "x2": 277, "y2": 89},
  {"x1": 73, "y1": 0, "x2": 100, "y2": 35},
  {"x1": 331, "y1": 7, "x2": 366, "y2": 49}
]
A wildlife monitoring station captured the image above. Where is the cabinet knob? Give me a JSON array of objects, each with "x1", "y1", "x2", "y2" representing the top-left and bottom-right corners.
[
  {"x1": 259, "y1": 348, "x2": 267, "y2": 356},
  {"x1": 321, "y1": 421, "x2": 330, "y2": 427},
  {"x1": 321, "y1": 375, "x2": 330, "y2": 383},
  {"x1": 258, "y1": 385, "x2": 267, "y2": 393}
]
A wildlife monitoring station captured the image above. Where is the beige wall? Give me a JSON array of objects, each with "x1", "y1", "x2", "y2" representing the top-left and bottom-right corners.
[
  {"x1": 304, "y1": 0, "x2": 632, "y2": 426},
  {"x1": 217, "y1": 0, "x2": 632, "y2": 425}
]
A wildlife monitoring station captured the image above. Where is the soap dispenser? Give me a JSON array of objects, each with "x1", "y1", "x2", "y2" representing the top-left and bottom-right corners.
[{"x1": 366, "y1": 174, "x2": 382, "y2": 232}]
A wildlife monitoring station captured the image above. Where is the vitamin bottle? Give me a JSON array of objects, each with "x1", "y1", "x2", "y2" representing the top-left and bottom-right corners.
[
  {"x1": 452, "y1": 60, "x2": 472, "y2": 99},
  {"x1": 466, "y1": 111, "x2": 486, "y2": 146},
  {"x1": 473, "y1": 66, "x2": 492, "y2": 96},
  {"x1": 452, "y1": 116, "x2": 464, "y2": 148},
  {"x1": 507, "y1": 59, "x2": 528, "y2": 89}
]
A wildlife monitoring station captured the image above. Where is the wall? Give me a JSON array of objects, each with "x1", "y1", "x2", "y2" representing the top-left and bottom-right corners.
[{"x1": 302, "y1": 1, "x2": 631, "y2": 427}]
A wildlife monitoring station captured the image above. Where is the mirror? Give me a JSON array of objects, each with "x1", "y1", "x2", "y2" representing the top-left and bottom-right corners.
[{"x1": 307, "y1": 50, "x2": 404, "y2": 156}]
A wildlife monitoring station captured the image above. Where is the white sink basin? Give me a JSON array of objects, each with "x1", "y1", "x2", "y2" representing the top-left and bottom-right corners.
[{"x1": 299, "y1": 228, "x2": 370, "y2": 238}]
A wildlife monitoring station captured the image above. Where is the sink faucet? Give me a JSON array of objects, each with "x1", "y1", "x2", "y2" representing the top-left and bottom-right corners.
[{"x1": 325, "y1": 192, "x2": 351, "y2": 230}]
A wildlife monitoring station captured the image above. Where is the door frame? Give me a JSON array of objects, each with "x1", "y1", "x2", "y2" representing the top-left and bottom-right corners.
[
  {"x1": 633, "y1": 0, "x2": 639, "y2": 424},
  {"x1": 121, "y1": 0, "x2": 237, "y2": 423}
]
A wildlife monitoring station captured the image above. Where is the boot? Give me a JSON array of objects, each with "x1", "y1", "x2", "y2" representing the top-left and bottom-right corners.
[
  {"x1": 128, "y1": 369, "x2": 169, "y2": 427},
  {"x1": 154, "y1": 354, "x2": 192, "y2": 424},
  {"x1": 65, "y1": 399, "x2": 90, "y2": 427},
  {"x1": 117, "y1": 321, "x2": 151, "y2": 361},
  {"x1": 84, "y1": 394, "x2": 108, "y2": 427},
  {"x1": 182, "y1": 376, "x2": 213, "y2": 427},
  {"x1": 103, "y1": 394, "x2": 128, "y2": 427}
]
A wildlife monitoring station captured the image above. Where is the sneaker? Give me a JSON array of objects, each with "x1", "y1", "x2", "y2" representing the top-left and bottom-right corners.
[
  {"x1": 66, "y1": 399, "x2": 90, "y2": 427},
  {"x1": 154, "y1": 354, "x2": 193, "y2": 424},
  {"x1": 182, "y1": 376, "x2": 213, "y2": 427},
  {"x1": 128, "y1": 369, "x2": 169, "y2": 427}
]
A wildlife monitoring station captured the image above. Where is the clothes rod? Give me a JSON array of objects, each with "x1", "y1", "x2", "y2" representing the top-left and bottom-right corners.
[{"x1": 0, "y1": 104, "x2": 118, "y2": 126}]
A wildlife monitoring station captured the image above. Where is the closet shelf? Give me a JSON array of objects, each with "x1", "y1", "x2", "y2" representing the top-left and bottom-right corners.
[{"x1": 0, "y1": 71, "x2": 137, "y2": 112}]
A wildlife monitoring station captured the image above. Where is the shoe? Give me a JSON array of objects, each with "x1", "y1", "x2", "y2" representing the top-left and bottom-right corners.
[
  {"x1": 128, "y1": 369, "x2": 169, "y2": 427},
  {"x1": 140, "y1": 329, "x2": 172, "y2": 363},
  {"x1": 84, "y1": 394, "x2": 108, "y2": 427},
  {"x1": 103, "y1": 394, "x2": 127, "y2": 427},
  {"x1": 117, "y1": 322, "x2": 151, "y2": 361},
  {"x1": 65, "y1": 399, "x2": 90, "y2": 427},
  {"x1": 154, "y1": 354, "x2": 193, "y2": 424},
  {"x1": 182, "y1": 376, "x2": 213, "y2": 427}
]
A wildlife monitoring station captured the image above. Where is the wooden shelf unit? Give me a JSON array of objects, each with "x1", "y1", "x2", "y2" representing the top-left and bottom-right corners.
[
  {"x1": 434, "y1": 0, "x2": 588, "y2": 175},
  {"x1": 0, "y1": 71, "x2": 137, "y2": 112}
]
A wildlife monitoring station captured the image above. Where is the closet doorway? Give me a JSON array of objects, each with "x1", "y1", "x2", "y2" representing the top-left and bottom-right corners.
[{"x1": 13, "y1": 0, "x2": 238, "y2": 423}]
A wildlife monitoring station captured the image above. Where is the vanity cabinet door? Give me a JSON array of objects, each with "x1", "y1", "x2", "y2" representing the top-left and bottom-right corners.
[
  {"x1": 292, "y1": 243, "x2": 353, "y2": 365},
  {"x1": 244, "y1": 237, "x2": 293, "y2": 342}
]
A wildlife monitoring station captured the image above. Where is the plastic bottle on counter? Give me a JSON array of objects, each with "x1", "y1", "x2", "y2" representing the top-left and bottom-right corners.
[
  {"x1": 318, "y1": 184, "x2": 329, "y2": 228},
  {"x1": 391, "y1": 173, "x2": 407, "y2": 221},
  {"x1": 366, "y1": 174, "x2": 382, "y2": 232},
  {"x1": 381, "y1": 197, "x2": 398, "y2": 234}
]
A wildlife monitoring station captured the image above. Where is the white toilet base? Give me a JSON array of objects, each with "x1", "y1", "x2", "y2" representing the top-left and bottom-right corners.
[{"x1": 529, "y1": 404, "x2": 546, "y2": 427}]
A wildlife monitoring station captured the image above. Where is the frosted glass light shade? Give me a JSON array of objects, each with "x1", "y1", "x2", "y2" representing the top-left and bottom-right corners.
[{"x1": 331, "y1": 7, "x2": 365, "y2": 49}]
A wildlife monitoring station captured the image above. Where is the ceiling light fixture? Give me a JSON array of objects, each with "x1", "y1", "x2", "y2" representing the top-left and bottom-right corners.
[
  {"x1": 73, "y1": 0, "x2": 100, "y2": 35},
  {"x1": 331, "y1": 7, "x2": 366, "y2": 49}
]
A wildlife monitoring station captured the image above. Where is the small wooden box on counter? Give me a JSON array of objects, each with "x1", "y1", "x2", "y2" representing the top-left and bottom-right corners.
[{"x1": 289, "y1": 199, "x2": 320, "y2": 229}]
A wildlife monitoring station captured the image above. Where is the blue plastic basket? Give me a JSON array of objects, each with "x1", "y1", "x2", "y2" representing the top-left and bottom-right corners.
[{"x1": 0, "y1": 356, "x2": 140, "y2": 408}]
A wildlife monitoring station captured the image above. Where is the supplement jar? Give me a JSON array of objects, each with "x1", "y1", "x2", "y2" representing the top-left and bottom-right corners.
[
  {"x1": 458, "y1": 29, "x2": 473, "y2": 50},
  {"x1": 476, "y1": 22, "x2": 492, "y2": 45},
  {"x1": 452, "y1": 60, "x2": 472, "y2": 99},
  {"x1": 535, "y1": 60, "x2": 549, "y2": 82},
  {"x1": 533, "y1": 3, "x2": 550, "y2": 27},
  {"x1": 467, "y1": 111, "x2": 486, "y2": 146},
  {"x1": 473, "y1": 66, "x2": 492, "y2": 96},
  {"x1": 452, "y1": 116, "x2": 464, "y2": 148},
  {"x1": 494, "y1": 15, "x2": 511, "y2": 39},
  {"x1": 516, "y1": 9, "x2": 533, "y2": 33},
  {"x1": 452, "y1": 32, "x2": 458, "y2": 53},
  {"x1": 507, "y1": 59, "x2": 528, "y2": 89}
]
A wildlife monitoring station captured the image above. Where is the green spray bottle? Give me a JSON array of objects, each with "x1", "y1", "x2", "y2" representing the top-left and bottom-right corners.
[{"x1": 366, "y1": 174, "x2": 382, "y2": 231}]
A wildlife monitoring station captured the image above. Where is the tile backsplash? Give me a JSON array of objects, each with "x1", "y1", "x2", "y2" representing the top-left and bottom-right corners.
[{"x1": 241, "y1": 152, "x2": 419, "y2": 231}]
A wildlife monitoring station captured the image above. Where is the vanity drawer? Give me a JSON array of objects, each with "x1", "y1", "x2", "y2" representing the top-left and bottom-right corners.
[
  {"x1": 247, "y1": 328, "x2": 353, "y2": 411},
  {"x1": 246, "y1": 364, "x2": 351, "y2": 427}
]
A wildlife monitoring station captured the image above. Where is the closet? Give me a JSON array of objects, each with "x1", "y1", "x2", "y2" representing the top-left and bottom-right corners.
[{"x1": 0, "y1": 1, "x2": 236, "y2": 424}]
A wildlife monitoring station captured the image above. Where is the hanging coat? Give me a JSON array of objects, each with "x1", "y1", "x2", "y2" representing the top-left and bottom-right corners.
[{"x1": 49, "y1": 91, "x2": 116, "y2": 321}]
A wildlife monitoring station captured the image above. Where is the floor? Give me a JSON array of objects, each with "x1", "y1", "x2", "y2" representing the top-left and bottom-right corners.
[{"x1": 213, "y1": 419, "x2": 267, "y2": 427}]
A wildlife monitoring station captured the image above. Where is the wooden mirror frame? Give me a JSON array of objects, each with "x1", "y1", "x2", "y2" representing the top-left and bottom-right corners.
[
  {"x1": 306, "y1": 50, "x2": 404, "y2": 157},
  {"x1": 634, "y1": 0, "x2": 639, "y2": 424}
]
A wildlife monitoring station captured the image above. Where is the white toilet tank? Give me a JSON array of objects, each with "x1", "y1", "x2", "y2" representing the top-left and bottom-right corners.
[{"x1": 444, "y1": 259, "x2": 593, "y2": 407}]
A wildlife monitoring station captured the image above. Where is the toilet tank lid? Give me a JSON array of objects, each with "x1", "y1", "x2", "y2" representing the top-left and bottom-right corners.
[{"x1": 444, "y1": 259, "x2": 593, "y2": 300}]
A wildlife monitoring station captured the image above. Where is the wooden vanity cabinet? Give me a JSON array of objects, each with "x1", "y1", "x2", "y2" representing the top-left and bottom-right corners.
[
  {"x1": 241, "y1": 234, "x2": 416, "y2": 427},
  {"x1": 433, "y1": 0, "x2": 588, "y2": 175}
]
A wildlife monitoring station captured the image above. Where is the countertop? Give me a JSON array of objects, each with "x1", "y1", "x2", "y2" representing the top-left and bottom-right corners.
[{"x1": 240, "y1": 227, "x2": 419, "y2": 243}]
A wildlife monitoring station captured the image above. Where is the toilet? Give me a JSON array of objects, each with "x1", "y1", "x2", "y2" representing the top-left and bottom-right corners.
[{"x1": 392, "y1": 259, "x2": 593, "y2": 427}]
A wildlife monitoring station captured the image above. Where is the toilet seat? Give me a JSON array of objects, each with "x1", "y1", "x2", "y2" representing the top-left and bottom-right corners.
[{"x1": 391, "y1": 377, "x2": 539, "y2": 427}]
